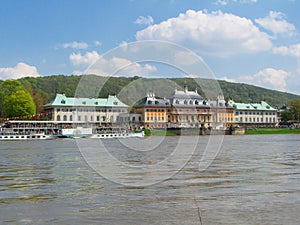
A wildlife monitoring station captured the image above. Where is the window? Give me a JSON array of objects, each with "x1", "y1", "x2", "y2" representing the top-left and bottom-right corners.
[
  {"x1": 70, "y1": 115, "x2": 72, "y2": 121},
  {"x1": 78, "y1": 116, "x2": 81, "y2": 121},
  {"x1": 63, "y1": 115, "x2": 67, "y2": 121},
  {"x1": 61, "y1": 100, "x2": 66, "y2": 104},
  {"x1": 82, "y1": 101, "x2": 86, "y2": 105},
  {"x1": 57, "y1": 115, "x2": 61, "y2": 121}
]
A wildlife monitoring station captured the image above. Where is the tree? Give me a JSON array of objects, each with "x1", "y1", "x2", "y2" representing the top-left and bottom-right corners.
[
  {"x1": 288, "y1": 99, "x2": 300, "y2": 121},
  {"x1": 0, "y1": 80, "x2": 24, "y2": 119},
  {"x1": 3, "y1": 89, "x2": 36, "y2": 118},
  {"x1": 280, "y1": 110, "x2": 294, "y2": 122}
]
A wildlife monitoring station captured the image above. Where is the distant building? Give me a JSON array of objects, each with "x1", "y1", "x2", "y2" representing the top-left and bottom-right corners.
[
  {"x1": 44, "y1": 93, "x2": 129, "y2": 123},
  {"x1": 228, "y1": 100, "x2": 277, "y2": 126}
]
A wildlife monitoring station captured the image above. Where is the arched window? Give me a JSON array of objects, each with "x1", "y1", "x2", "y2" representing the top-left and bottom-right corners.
[
  {"x1": 69, "y1": 115, "x2": 73, "y2": 121},
  {"x1": 63, "y1": 115, "x2": 67, "y2": 121},
  {"x1": 57, "y1": 115, "x2": 60, "y2": 121}
]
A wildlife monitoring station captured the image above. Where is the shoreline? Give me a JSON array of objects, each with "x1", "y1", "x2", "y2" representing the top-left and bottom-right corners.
[
  {"x1": 143, "y1": 128, "x2": 300, "y2": 136},
  {"x1": 245, "y1": 128, "x2": 300, "y2": 135}
]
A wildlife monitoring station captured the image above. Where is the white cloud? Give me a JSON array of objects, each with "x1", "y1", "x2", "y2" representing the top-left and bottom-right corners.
[
  {"x1": 88, "y1": 57, "x2": 157, "y2": 77},
  {"x1": 236, "y1": 68, "x2": 290, "y2": 91},
  {"x1": 214, "y1": 0, "x2": 228, "y2": 5},
  {"x1": 70, "y1": 51, "x2": 157, "y2": 77},
  {"x1": 273, "y1": 44, "x2": 300, "y2": 58},
  {"x1": 174, "y1": 50, "x2": 199, "y2": 65},
  {"x1": 69, "y1": 51, "x2": 101, "y2": 66},
  {"x1": 219, "y1": 76, "x2": 236, "y2": 83},
  {"x1": 134, "y1": 16, "x2": 154, "y2": 26},
  {"x1": 119, "y1": 41, "x2": 128, "y2": 51},
  {"x1": 63, "y1": 41, "x2": 88, "y2": 49},
  {"x1": 0, "y1": 62, "x2": 40, "y2": 80},
  {"x1": 214, "y1": 0, "x2": 257, "y2": 5},
  {"x1": 136, "y1": 10, "x2": 272, "y2": 57},
  {"x1": 255, "y1": 11, "x2": 295, "y2": 35},
  {"x1": 94, "y1": 41, "x2": 102, "y2": 47}
]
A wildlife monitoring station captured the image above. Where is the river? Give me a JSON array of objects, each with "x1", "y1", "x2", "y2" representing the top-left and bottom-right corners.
[{"x1": 0, "y1": 135, "x2": 299, "y2": 224}]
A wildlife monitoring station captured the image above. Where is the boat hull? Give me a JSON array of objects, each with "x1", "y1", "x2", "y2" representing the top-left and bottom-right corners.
[
  {"x1": 89, "y1": 131, "x2": 144, "y2": 139},
  {"x1": 0, "y1": 134, "x2": 54, "y2": 140}
]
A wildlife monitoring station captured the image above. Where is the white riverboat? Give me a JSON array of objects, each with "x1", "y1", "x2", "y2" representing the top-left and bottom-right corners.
[
  {"x1": 89, "y1": 131, "x2": 144, "y2": 139},
  {"x1": 0, "y1": 132, "x2": 54, "y2": 140},
  {"x1": 57, "y1": 127, "x2": 93, "y2": 138},
  {"x1": 0, "y1": 121, "x2": 57, "y2": 141}
]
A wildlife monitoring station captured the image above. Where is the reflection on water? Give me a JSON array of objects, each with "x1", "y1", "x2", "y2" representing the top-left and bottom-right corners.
[{"x1": 0, "y1": 135, "x2": 299, "y2": 224}]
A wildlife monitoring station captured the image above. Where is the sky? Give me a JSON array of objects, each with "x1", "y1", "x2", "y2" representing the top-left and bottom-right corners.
[{"x1": 0, "y1": 0, "x2": 300, "y2": 95}]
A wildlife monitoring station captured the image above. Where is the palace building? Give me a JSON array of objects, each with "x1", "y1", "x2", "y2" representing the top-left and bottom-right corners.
[
  {"x1": 44, "y1": 93, "x2": 129, "y2": 123},
  {"x1": 135, "y1": 87, "x2": 235, "y2": 129}
]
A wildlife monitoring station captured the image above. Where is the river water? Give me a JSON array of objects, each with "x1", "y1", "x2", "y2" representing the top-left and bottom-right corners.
[{"x1": 0, "y1": 135, "x2": 299, "y2": 224}]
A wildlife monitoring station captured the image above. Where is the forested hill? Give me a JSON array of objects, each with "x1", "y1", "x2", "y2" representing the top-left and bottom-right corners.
[{"x1": 16, "y1": 75, "x2": 300, "y2": 111}]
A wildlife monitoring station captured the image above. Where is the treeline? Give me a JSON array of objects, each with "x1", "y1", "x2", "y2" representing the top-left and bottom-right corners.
[{"x1": 1, "y1": 75, "x2": 299, "y2": 119}]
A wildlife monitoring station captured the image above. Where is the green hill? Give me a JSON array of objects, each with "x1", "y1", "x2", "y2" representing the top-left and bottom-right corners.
[{"x1": 15, "y1": 75, "x2": 300, "y2": 112}]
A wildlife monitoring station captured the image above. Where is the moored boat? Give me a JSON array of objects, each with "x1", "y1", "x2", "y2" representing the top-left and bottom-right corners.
[
  {"x1": 56, "y1": 127, "x2": 93, "y2": 138},
  {"x1": 89, "y1": 130, "x2": 144, "y2": 139},
  {"x1": 0, "y1": 132, "x2": 54, "y2": 140}
]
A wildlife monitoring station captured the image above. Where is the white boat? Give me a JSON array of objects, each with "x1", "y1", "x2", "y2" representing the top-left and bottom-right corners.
[
  {"x1": 0, "y1": 132, "x2": 54, "y2": 140},
  {"x1": 57, "y1": 127, "x2": 93, "y2": 138},
  {"x1": 89, "y1": 131, "x2": 144, "y2": 139}
]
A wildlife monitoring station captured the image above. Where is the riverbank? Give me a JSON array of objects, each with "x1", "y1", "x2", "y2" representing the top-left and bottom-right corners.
[{"x1": 245, "y1": 128, "x2": 300, "y2": 135}]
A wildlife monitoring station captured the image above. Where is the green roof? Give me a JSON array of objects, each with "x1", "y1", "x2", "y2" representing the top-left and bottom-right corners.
[
  {"x1": 44, "y1": 94, "x2": 129, "y2": 108},
  {"x1": 228, "y1": 100, "x2": 276, "y2": 111}
]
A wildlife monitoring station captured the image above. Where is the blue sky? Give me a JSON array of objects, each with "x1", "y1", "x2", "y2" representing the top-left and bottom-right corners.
[{"x1": 0, "y1": 0, "x2": 300, "y2": 95}]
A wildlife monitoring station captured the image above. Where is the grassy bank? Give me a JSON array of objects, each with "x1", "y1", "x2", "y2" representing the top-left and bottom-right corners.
[
  {"x1": 245, "y1": 128, "x2": 300, "y2": 135},
  {"x1": 143, "y1": 129, "x2": 177, "y2": 136}
]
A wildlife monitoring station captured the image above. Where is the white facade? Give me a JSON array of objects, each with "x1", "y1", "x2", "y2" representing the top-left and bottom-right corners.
[
  {"x1": 228, "y1": 100, "x2": 277, "y2": 125},
  {"x1": 44, "y1": 93, "x2": 129, "y2": 123}
]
